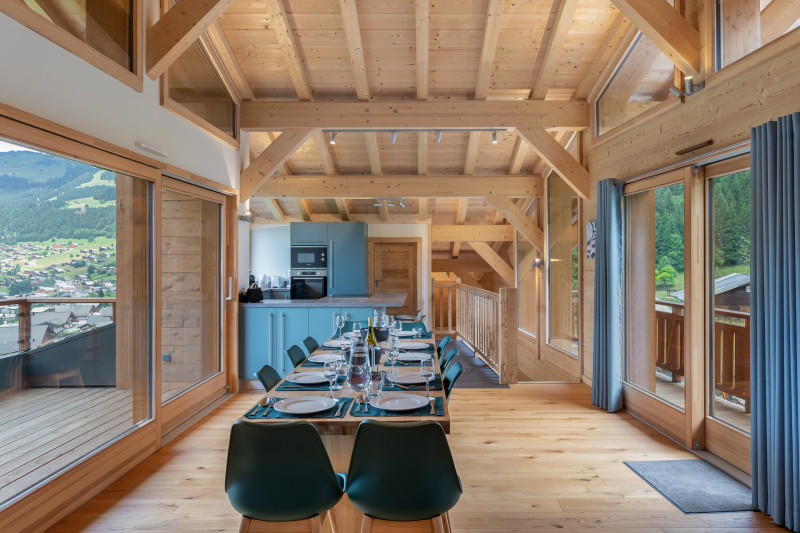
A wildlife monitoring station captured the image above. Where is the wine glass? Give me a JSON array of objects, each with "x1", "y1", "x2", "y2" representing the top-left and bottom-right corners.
[
  {"x1": 335, "y1": 350, "x2": 348, "y2": 390},
  {"x1": 413, "y1": 327, "x2": 421, "y2": 339},
  {"x1": 387, "y1": 337, "x2": 400, "y2": 385},
  {"x1": 336, "y1": 314, "x2": 346, "y2": 339},
  {"x1": 419, "y1": 355, "x2": 435, "y2": 400},
  {"x1": 323, "y1": 361, "x2": 338, "y2": 399},
  {"x1": 352, "y1": 322, "x2": 362, "y2": 340}
]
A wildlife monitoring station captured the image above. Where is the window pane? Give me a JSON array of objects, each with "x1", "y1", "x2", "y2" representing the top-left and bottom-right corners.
[
  {"x1": 161, "y1": 189, "x2": 221, "y2": 403},
  {"x1": 547, "y1": 175, "x2": 579, "y2": 356},
  {"x1": 717, "y1": 0, "x2": 800, "y2": 69},
  {"x1": 0, "y1": 139, "x2": 151, "y2": 505},
  {"x1": 708, "y1": 170, "x2": 751, "y2": 433},
  {"x1": 625, "y1": 182, "x2": 686, "y2": 409},
  {"x1": 168, "y1": 40, "x2": 235, "y2": 137},
  {"x1": 597, "y1": 33, "x2": 677, "y2": 136},
  {"x1": 517, "y1": 228, "x2": 541, "y2": 337},
  {"x1": 21, "y1": 0, "x2": 133, "y2": 70}
]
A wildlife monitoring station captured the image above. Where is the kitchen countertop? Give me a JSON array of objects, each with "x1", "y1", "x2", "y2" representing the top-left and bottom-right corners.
[{"x1": 240, "y1": 292, "x2": 406, "y2": 308}]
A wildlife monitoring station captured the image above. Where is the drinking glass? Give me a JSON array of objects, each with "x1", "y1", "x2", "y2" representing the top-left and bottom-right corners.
[
  {"x1": 336, "y1": 314, "x2": 346, "y2": 339},
  {"x1": 387, "y1": 337, "x2": 400, "y2": 385},
  {"x1": 352, "y1": 322, "x2": 363, "y2": 341},
  {"x1": 368, "y1": 372, "x2": 383, "y2": 404},
  {"x1": 413, "y1": 327, "x2": 421, "y2": 339},
  {"x1": 323, "y1": 361, "x2": 337, "y2": 399},
  {"x1": 347, "y1": 344, "x2": 370, "y2": 392},
  {"x1": 419, "y1": 356, "x2": 435, "y2": 400},
  {"x1": 335, "y1": 350, "x2": 348, "y2": 390}
]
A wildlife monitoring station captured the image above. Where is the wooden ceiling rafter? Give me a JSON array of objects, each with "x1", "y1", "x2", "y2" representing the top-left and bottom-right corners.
[
  {"x1": 294, "y1": 199, "x2": 312, "y2": 222},
  {"x1": 147, "y1": 0, "x2": 236, "y2": 80},
  {"x1": 487, "y1": 197, "x2": 545, "y2": 252},
  {"x1": 240, "y1": 128, "x2": 314, "y2": 200},
  {"x1": 610, "y1": 0, "x2": 701, "y2": 79},
  {"x1": 206, "y1": 21, "x2": 255, "y2": 101},
  {"x1": 761, "y1": 0, "x2": 800, "y2": 43},
  {"x1": 433, "y1": 225, "x2": 515, "y2": 242},
  {"x1": 575, "y1": 12, "x2": 633, "y2": 100},
  {"x1": 516, "y1": 127, "x2": 590, "y2": 199},
  {"x1": 531, "y1": 0, "x2": 580, "y2": 100},
  {"x1": 468, "y1": 241, "x2": 515, "y2": 285}
]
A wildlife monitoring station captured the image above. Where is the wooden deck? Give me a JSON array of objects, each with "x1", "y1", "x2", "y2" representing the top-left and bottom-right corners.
[
  {"x1": 655, "y1": 377, "x2": 751, "y2": 433},
  {"x1": 47, "y1": 384, "x2": 781, "y2": 532},
  {"x1": 0, "y1": 388, "x2": 134, "y2": 505}
]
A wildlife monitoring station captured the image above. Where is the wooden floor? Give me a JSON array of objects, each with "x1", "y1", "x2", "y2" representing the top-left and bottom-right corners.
[
  {"x1": 0, "y1": 388, "x2": 134, "y2": 505},
  {"x1": 47, "y1": 384, "x2": 782, "y2": 532}
]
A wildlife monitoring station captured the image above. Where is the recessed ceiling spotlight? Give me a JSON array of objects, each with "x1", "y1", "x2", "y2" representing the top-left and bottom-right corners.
[
  {"x1": 492, "y1": 131, "x2": 498, "y2": 144},
  {"x1": 390, "y1": 131, "x2": 397, "y2": 143},
  {"x1": 435, "y1": 131, "x2": 442, "y2": 143}
]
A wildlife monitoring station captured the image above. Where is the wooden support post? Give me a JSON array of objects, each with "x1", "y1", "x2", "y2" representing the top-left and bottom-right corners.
[
  {"x1": 499, "y1": 288, "x2": 518, "y2": 385},
  {"x1": 17, "y1": 301, "x2": 31, "y2": 352}
]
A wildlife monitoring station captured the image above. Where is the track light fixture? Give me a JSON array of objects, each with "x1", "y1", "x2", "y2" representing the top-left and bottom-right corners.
[
  {"x1": 390, "y1": 131, "x2": 397, "y2": 143},
  {"x1": 435, "y1": 131, "x2": 442, "y2": 143},
  {"x1": 329, "y1": 132, "x2": 337, "y2": 145},
  {"x1": 492, "y1": 131, "x2": 498, "y2": 144}
]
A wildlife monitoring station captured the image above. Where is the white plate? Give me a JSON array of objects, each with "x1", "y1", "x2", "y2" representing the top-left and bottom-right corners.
[
  {"x1": 274, "y1": 396, "x2": 337, "y2": 415},
  {"x1": 308, "y1": 353, "x2": 340, "y2": 363},
  {"x1": 342, "y1": 331, "x2": 359, "y2": 338},
  {"x1": 286, "y1": 371, "x2": 328, "y2": 385},
  {"x1": 323, "y1": 339, "x2": 350, "y2": 348},
  {"x1": 395, "y1": 331, "x2": 415, "y2": 337},
  {"x1": 399, "y1": 341, "x2": 430, "y2": 350},
  {"x1": 393, "y1": 373, "x2": 429, "y2": 385},
  {"x1": 370, "y1": 393, "x2": 430, "y2": 411},
  {"x1": 396, "y1": 353, "x2": 432, "y2": 363}
]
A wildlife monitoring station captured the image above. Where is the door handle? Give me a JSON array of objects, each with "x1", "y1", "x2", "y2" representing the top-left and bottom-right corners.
[
  {"x1": 268, "y1": 312, "x2": 274, "y2": 367},
  {"x1": 280, "y1": 313, "x2": 286, "y2": 374},
  {"x1": 329, "y1": 240, "x2": 334, "y2": 288},
  {"x1": 225, "y1": 277, "x2": 233, "y2": 301}
]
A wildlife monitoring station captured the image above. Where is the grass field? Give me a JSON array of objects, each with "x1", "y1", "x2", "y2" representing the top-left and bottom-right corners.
[{"x1": 655, "y1": 263, "x2": 750, "y2": 302}]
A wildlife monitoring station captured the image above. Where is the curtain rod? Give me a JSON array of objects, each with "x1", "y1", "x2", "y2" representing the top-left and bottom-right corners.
[{"x1": 616, "y1": 140, "x2": 751, "y2": 185}]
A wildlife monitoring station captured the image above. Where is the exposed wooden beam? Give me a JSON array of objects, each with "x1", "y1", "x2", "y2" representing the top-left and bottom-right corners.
[
  {"x1": 469, "y1": 241, "x2": 515, "y2": 285},
  {"x1": 206, "y1": 22, "x2": 255, "y2": 100},
  {"x1": 600, "y1": 35, "x2": 664, "y2": 103},
  {"x1": 516, "y1": 127, "x2": 590, "y2": 199},
  {"x1": 240, "y1": 128, "x2": 314, "y2": 200},
  {"x1": 575, "y1": 12, "x2": 633, "y2": 100},
  {"x1": 339, "y1": 0, "x2": 370, "y2": 101},
  {"x1": 463, "y1": 132, "x2": 481, "y2": 175},
  {"x1": 432, "y1": 254, "x2": 494, "y2": 273},
  {"x1": 415, "y1": 0, "x2": 429, "y2": 100},
  {"x1": 378, "y1": 200, "x2": 390, "y2": 222},
  {"x1": 508, "y1": 137, "x2": 528, "y2": 174},
  {"x1": 587, "y1": 23, "x2": 639, "y2": 102},
  {"x1": 761, "y1": 0, "x2": 800, "y2": 43},
  {"x1": 294, "y1": 199, "x2": 311, "y2": 222},
  {"x1": 475, "y1": 0, "x2": 505, "y2": 99},
  {"x1": 335, "y1": 199, "x2": 350, "y2": 222},
  {"x1": 487, "y1": 197, "x2": 544, "y2": 251},
  {"x1": 451, "y1": 199, "x2": 469, "y2": 258},
  {"x1": 312, "y1": 131, "x2": 337, "y2": 175},
  {"x1": 241, "y1": 101, "x2": 590, "y2": 131},
  {"x1": 266, "y1": 132, "x2": 294, "y2": 175},
  {"x1": 433, "y1": 225, "x2": 515, "y2": 242},
  {"x1": 265, "y1": 199, "x2": 285, "y2": 221},
  {"x1": 611, "y1": 0, "x2": 701, "y2": 78},
  {"x1": 146, "y1": 0, "x2": 236, "y2": 80},
  {"x1": 365, "y1": 132, "x2": 382, "y2": 175},
  {"x1": 418, "y1": 199, "x2": 428, "y2": 221},
  {"x1": 266, "y1": 0, "x2": 312, "y2": 100},
  {"x1": 27, "y1": 0, "x2": 81, "y2": 38},
  {"x1": 531, "y1": 0, "x2": 580, "y2": 99},
  {"x1": 418, "y1": 132, "x2": 428, "y2": 175},
  {"x1": 258, "y1": 175, "x2": 544, "y2": 199}
]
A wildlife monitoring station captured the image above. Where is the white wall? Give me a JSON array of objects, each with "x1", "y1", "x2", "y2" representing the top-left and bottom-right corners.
[
  {"x1": 250, "y1": 224, "x2": 291, "y2": 284},
  {"x1": 367, "y1": 224, "x2": 432, "y2": 328},
  {"x1": 0, "y1": 12, "x2": 240, "y2": 189}
]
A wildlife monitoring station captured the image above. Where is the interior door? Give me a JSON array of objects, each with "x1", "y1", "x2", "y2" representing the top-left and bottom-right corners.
[{"x1": 373, "y1": 242, "x2": 416, "y2": 316}]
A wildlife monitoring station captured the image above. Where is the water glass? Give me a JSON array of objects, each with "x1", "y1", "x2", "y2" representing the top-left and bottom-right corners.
[
  {"x1": 332, "y1": 350, "x2": 344, "y2": 390},
  {"x1": 419, "y1": 356, "x2": 435, "y2": 399},
  {"x1": 368, "y1": 373, "x2": 383, "y2": 403},
  {"x1": 323, "y1": 361, "x2": 337, "y2": 399},
  {"x1": 413, "y1": 327, "x2": 421, "y2": 339},
  {"x1": 386, "y1": 339, "x2": 399, "y2": 384}
]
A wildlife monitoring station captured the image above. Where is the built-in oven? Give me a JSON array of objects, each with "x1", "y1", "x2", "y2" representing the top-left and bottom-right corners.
[
  {"x1": 290, "y1": 269, "x2": 328, "y2": 299},
  {"x1": 290, "y1": 245, "x2": 327, "y2": 269}
]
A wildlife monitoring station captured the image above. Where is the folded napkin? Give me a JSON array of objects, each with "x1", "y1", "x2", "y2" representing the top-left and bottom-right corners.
[
  {"x1": 383, "y1": 376, "x2": 443, "y2": 392},
  {"x1": 245, "y1": 397, "x2": 352, "y2": 419},
  {"x1": 350, "y1": 396, "x2": 444, "y2": 417},
  {"x1": 276, "y1": 377, "x2": 345, "y2": 392}
]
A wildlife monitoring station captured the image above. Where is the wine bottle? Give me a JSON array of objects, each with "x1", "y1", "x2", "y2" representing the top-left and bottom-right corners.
[{"x1": 367, "y1": 317, "x2": 378, "y2": 347}]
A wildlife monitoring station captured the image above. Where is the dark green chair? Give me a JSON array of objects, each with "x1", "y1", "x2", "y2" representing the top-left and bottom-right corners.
[
  {"x1": 346, "y1": 420, "x2": 462, "y2": 531},
  {"x1": 302, "y1": 336, "x2": 320, "y2": 355},
  {"x1": 442, "y1": 361, "x2": 465, "y2": 401},
  {"x1": 253, "y1": 364, "x2": 281, "y2": 392},
  {"x1": 225, "y1": 420, "x2": 344, "y2": 531},
  {"x1": 436, "y1": 335, "x2": 453, "y2": 356},
  {"x1": 400, "y1": 321, "x2": 428, "y2": 334},
  {"x1": 438, "y1": 347, "x2": 458, "y2": 375},
  {"x1": 285, "y1": 344, "x2": 307, "y2": 368}
]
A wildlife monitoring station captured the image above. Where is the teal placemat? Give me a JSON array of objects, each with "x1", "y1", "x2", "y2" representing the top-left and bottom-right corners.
[
  {"x1": 245, "y1": 397, "x2": 352, "y2": 419},
  {"x1": 351, "y1": 396, "x2": 444, "y2": 417},
  {"x1": 383, "y1": 376, "x2": 442, "y2": 392},
  {"x1": 276, "y1": 377, "x2": 345, "y2": 392}
]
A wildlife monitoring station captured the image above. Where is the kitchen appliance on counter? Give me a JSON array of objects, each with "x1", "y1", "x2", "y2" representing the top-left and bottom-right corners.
[
  {"x1": 290, "y1": 269, "x2": 328, "y2": 299},
  {"x1": 290, "y1": 245, "x2": 327, "y2": 269}
]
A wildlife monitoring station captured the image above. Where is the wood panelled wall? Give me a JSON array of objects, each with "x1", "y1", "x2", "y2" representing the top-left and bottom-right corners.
[{"x1": 579, "y1": 27, "x2": 800, "y2": 384}]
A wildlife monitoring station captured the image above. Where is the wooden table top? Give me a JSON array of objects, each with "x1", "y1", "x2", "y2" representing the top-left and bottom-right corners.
[{"x1": 242, "y1": 336, "x2": 450, "y2": 434}]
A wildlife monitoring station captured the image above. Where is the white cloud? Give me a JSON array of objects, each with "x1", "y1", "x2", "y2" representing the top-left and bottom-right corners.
[{"x1": 0, "y1": 140, "x2": 38, "y2": 153}]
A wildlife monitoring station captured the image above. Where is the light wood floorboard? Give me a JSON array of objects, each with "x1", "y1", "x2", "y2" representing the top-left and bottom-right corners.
[{"x1": 47, "y1": 384, "x2": 781, "y2": 532}]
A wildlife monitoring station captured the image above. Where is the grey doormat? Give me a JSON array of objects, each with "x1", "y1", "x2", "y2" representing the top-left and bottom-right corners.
[{"x1": 624, "y1": 459, "x2": 753, "y2": 514}]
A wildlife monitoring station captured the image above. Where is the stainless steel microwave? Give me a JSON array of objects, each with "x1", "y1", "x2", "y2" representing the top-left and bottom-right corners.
[{"x1": 290, "y1": 245, "x2": 327, "y2": 269}]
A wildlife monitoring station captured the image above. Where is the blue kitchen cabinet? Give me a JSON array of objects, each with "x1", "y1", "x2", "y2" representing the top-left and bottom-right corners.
[
  {"x1": 339, "y1": 307, "x2": 373, "y2": 323},
  {"x1": 328, "y1": 222, "x2": 367, "y2": 296},
  {"x1": 240, "y1": 306, "x2": 278, "y2": 381},
  {"x1": 308, "y1": 307, "x2": 339, "y2": 345},
  {"x1": 290, "y1": 222, "x2": 328, "y2": 245},
  {"x1": 275, "y1": 308, "x2": 309, "y2": 375}
]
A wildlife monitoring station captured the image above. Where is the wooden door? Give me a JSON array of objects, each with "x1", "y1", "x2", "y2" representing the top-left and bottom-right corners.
[{"x1": 373, "y1": 243, "x2": 416, "y2": 316}]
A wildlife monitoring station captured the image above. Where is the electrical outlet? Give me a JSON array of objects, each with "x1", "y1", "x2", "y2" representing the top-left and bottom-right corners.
[{"x1": 162, "y1": 353, "x2": 171, "y2": 362}]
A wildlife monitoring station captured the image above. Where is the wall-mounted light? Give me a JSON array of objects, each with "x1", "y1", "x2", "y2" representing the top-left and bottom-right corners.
[
  {"x1": 684, "y1": 76, "x2": 704, "y2": 94},
  {"x1": 435, "y1": 131, "x2": 442, "y2": 143},
  {"x1": 329, "y1": 132, "x2": 337, "y2": 145},
  {"x1": 135, "y1": 141, "x2": 167, "y2": 158},
  {"x1": 390, "y1": 131, "x2": 397, "y2": 143},
  {"x1": 492, "y1": 131, "x2": 498, "y2": 144}
]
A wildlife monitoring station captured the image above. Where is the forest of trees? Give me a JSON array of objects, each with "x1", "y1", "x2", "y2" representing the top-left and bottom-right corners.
[{"x1": 653, "y1": 171, "x2": 750, "y2": 288}]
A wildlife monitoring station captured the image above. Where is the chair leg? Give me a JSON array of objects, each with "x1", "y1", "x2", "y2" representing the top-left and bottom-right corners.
[
  {"x1": 238, "y1": 517, "x2": 251, "y2": 533},
  {"x1": 442, "y1": 511, "x2": 453, "y2": 533},
  {"x1": 433, "y1": 515, "x2": 445, "y2": 533},
  {"x1": 326, "y1": 508, "x2": 340, "y2": 533},
  {"x1": 359, "y1": 515, "x2": 373, "y2": 533},
  {"x1": 310, "y1": 515, "x2": 323, "y2": 533}
]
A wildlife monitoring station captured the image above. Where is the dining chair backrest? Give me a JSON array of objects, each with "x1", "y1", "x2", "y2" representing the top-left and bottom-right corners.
[
  {"x1": 438, "y1": 347, "x2": 458, "y2": 375},
  {"x1": 225, "y1": 420, "x2": 344, "y2": 522},
  {"x1": 400, "y1": 321, "x2": 428, "y2": 334},
  {"x1": 346, "y1": 420, "x2": 462, "y2": 522},
  {"x1": 436, "y1": 335, "x2": 453, "y2": 356},
  {"x1": 442, "y1": 361, "x2": 464, "y2": 401},
  {"x1": 302, "y1": 336, "x2": 320, "y2": 355},
  {"x1": 395, "y1": 309, "x2": 423, "y2": 321},
  {"x1": 253, "y1": 364, "x2": 281, "y2": 392},
  {"x1": 286, "y1": 344, "x2": 307, "y2": 368}
]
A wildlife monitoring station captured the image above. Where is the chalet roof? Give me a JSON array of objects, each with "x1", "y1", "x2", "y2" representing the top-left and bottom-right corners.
[{"x1": 671, "y1": 273, "x2": 750, "y2": 302}]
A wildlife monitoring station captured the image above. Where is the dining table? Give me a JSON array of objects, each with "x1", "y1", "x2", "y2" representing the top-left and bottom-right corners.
[{"x1": 239, "y1": 332, "x2": 450, "y2": 533}]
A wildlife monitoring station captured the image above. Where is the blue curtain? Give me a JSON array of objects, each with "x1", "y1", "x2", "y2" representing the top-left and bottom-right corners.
[
  {"x1": 592, "y1": 178, "x2": 624, "y2": 412},
  {"x1": 751, "y1": 112, "x2": 800, "y2": 531}
]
